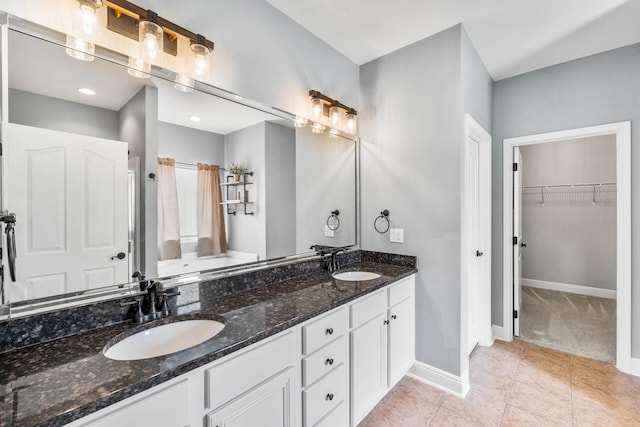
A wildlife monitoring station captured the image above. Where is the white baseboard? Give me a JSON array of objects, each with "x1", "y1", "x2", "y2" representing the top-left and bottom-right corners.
[
  {"x1": 522, "y1": 278, "x2": 616, "y2": 299},
  {"x1": 408, "y1": 361, "x2": 469, "y2": 398},
  {"x1": 629, "y1": 357, "x2": 640, "y2": 377},
  {"x1": 492, "y1": 324, "x2": 511, "y2": 342}
]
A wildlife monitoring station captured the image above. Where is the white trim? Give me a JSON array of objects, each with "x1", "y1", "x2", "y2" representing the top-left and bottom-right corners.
[
  {"x1": 502, "y1": 121, "x2": 632, "y2": 374},
  {"x1": 630, "y1": 358, "x2": 640, "y2": 377},
  {"x1": 408, "y1": 361, "x2": 469, "y2": 398},
  {"x1": 461, "y1": 114, "x2": 492, "y2": 386},
  {"x1": 522, "y1": 278, "x2": 616, "y2": 300},
  {"x1": 492, "y1": 324, "x2": 511, "y2": 342}
]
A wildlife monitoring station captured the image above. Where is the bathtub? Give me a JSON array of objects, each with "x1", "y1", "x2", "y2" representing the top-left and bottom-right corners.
[{"x1": 157, "y1": 250, "x2": 259, "y2": 277}]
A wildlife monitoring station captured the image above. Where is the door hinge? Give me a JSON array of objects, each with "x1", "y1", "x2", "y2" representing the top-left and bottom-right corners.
[
  {"x1": 513, "y1": 236, "x2": 517, "y2": 245},
  {"x1": 0, "y1": 142, "x2": 3, "y2": 156},
  {"x1": 513, "y1": 310, "x2": 518, "y2": 319},
  {"x1": 513, "y1": 162, "x2": 518, "y2": 172}
]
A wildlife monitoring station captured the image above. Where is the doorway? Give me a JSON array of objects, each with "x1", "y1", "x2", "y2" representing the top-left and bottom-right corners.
[{"x1": 502, "y1": 122, "x2": 631, "y2": 372}]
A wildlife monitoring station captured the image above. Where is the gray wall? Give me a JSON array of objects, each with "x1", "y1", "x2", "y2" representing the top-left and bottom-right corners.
[
  {"x1": 157, "y1": 121, "x2": 225, "y2": 165},
  {"x1": 9, "y1": 89, "x2": 119, "y2": 139},
  {"x1": 265, "y1": 122, "x2": 296, "y2": 259},
  {"x1": 119, "y1": 86, "x2": 158, "y2": 278},
  {"x1": 492, "y1": 43, "x2": 640, "y2": 356},
  {"x1": 295, "y1": 128, "x2": 356, "y2": 253},
  {"x1": 224, "y1": 123, "x2": 266, "y2": 259},
  {"x1": 360, "y1": 24, "x2": 492, "y2": 375},
  {"x1": 520, "y1": 136, "x2": 616, "y2": 290}
]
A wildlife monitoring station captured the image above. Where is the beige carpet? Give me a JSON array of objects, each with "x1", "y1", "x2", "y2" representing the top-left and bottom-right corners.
[{"x1": 517, "y1": 286, "x2": 616, "y2": 363}]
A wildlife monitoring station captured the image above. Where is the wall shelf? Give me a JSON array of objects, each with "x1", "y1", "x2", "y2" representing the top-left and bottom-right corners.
[{"x1": 221, "y1": 172, "x2": 254, "y2": 215}]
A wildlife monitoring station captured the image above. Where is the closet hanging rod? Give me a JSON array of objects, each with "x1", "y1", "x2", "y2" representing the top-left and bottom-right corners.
[{"x1": 522, "y1": 182, "x2": 616, "y2": 190}]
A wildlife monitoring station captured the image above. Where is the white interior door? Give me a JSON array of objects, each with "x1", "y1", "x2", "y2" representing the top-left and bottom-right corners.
[
  {"x1": 467, "y1": 135, "x2": 481, "y2": 355},
  {"x1": 5, "y1": 123, "x2": 129, "y2": 301},
  {"x1": 513, "y1": 147, "x2": 523, "y2": 336}
]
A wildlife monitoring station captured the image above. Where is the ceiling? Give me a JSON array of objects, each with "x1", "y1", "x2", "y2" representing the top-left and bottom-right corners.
[{"x1": 266, "y1": 0, "x2": 640, "y2": 80}]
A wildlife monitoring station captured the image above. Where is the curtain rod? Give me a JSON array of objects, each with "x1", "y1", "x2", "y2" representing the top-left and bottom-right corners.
[{"x1": 174, "y1": 161, "x2": 226, "y2": 171}]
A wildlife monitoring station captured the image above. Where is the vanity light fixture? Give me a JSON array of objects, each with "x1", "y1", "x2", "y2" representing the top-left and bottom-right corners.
[
  {"x1": 138, "y1": 11, "x2": 163, "y2": 63},
  {"x1": 328, "y1": 128, "x2": 340, "y2": 139},
  {"x1": 311, "y1": 122, "x2": 326, "y2": 134},
  {"x1": 308, "y1": 90, "x2": 357, "y2": 135},
  {"x1": 127, "y1": 56, "x2": 150, "y2": 78},
  {"x1": 293, "y1": 116, "x2": 308, "y2": 128},
  {"x1": 65, "y1": 0, "x2": 103, "y2": 61},
  {"x1": 174, "y1": 74, "x2": 195, "y2": 92}
]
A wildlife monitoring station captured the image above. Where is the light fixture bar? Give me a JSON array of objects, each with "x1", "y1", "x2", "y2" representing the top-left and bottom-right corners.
[
  {"x1": 105, "y1": 0, "x2": 214, "y2": 50},
  {"x1": 308, "y1": 90, "x2": 357, "y2": 117}
]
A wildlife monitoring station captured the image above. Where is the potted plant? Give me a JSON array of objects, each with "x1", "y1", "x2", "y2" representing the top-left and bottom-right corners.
[{"x1": 228, "y1": 162, "x2": 246, "y2": 182}]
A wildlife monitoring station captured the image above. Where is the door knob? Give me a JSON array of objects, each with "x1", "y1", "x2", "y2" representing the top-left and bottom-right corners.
[
  {"x1": 520, "y1": 242, "x2": 527, "y2": 248},
  {"x1": 476, "y1": 250, "x2": 484, "y2": 257},
  {"x1": 111, "y1": 252, "x2": 126, "y2": 260}
]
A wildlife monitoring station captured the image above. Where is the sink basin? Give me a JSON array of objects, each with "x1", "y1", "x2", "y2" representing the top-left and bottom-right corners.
[
  {"x1": 104, "y1": 319, "x2": 225, "y2": 361},
  {"x1": 332, "y1": 271, "x2": 381, "y2": 281}
]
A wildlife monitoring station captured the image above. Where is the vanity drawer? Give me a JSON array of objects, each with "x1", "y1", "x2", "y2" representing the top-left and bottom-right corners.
[
  {"x1": 302, "y1": 306, "x2": 348, "y2": 355},
  {"x1": 303, "y1": 363, "x2": 348, "y2": 427},
  {"x1": 303, "y1": 335, "x2": 348, "y2": 387},
  {"x1": 389, "y1": 276, "x2": 415, "y2": 306},
  {"x1": 316, "y1": 400, "x2": 349, "y2": 427},
  {"x1": 350, "y1": 289, "x2": 386, "y2": 328},
  {"x1": 205, "y1": 330, "x2": 296, "y2": 411}
]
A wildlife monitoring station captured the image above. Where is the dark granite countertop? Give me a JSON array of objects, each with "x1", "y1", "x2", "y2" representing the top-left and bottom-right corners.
[{"x1": 0, "y1": 260, "x2": 416, "y2": 427}]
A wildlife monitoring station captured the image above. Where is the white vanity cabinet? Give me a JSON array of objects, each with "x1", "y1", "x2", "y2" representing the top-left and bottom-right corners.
[{"x1": 350, "y1": 275, "x2": 416, "y2": 426}]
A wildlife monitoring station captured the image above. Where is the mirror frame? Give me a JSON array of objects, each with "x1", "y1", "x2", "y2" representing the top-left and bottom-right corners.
[{"x1": 0, "y1": 13, "x2": 361, "y2": 318}]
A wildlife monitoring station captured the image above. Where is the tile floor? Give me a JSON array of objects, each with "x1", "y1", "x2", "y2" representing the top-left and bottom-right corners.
[{"x1": 358, "y1": 340, "x2": 640, "y2": 426}]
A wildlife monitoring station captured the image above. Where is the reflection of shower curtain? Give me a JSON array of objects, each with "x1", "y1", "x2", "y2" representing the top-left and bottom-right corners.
[
  {"x1": 157, "y1": 158, "x2": 182, "y2": 260},
  {"x1": 197, "y1": 163, "x2": 227, "y2": 256}
]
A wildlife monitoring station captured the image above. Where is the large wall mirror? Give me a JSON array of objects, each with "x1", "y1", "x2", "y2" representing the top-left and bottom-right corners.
[{"x1": 1, "y1": 19, "x2": 357, "y2": 312}]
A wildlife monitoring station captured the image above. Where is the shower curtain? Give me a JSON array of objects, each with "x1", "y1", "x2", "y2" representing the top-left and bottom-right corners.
[
  {"x1": 157, "y1": 158, "x2": 182, "y2": 260},
  {"x1": 197, "y1": 163, "x2": 227, "y2": 256}
]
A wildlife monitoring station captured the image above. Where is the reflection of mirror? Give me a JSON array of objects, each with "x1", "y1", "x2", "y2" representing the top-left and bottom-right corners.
[{"x1": 3, "y1": 25, "x2": 356, "y2": 305}]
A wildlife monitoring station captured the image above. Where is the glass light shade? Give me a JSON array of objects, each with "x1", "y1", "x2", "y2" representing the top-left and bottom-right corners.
[
  {"x1": 127, "y1": 56, "x2": 150, "y2": 79},
  {"x1": 345, "y1": 113, "x2": 357, "y2": 134},
  {"x1": 190, "y1": 43, "x2": 211, "y2": 81},
  {"x1": 139, "y1": 20, "x2": 163, "y2": 63},
  {"x1": 311, "y1": 97, "x2": 324, "y2": 120},
  {"x1": 328, "y1": 128, "x2": 340, "y2": 139},
  {"x1": 311, "y1": 123, "x2": 325, "y2": 134},
  {"x1": 293, "y1": 116, "x2": 308, "y2": 128},
  {"x1": 65, "y1": 35, "x2": 95, "y2": 61},
  {"x1": 174, "y1": 73, "x2": 195, "y2": 92},
  {"x1": 329, "y1": 106, "x2": 341, "y2": 126}
]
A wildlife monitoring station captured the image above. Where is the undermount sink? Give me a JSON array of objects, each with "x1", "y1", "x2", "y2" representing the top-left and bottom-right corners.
[
  {"x1": 332, "y1": 271, "x2": 381, "y2": 281},
  {"x1": 103, "y1": 319, "x2": 225, "y2": 361}
]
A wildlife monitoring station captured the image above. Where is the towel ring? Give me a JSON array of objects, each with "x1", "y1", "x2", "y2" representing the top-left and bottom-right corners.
[
  {"x1": 374, "y1": 209, "x2": 390, "y2": 234},
  {"x1": 327, "y1": 210, "x2": 341, "y2": 231}
]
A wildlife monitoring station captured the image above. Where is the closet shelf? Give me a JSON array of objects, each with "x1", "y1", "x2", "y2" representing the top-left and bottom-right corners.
[
  {"x1": 220, "y1": 201, "x2": 254, "y2": 205},
  {"x1": 522, "y1": 182, "x2": 616, "y2": 205},
  {"x1": 220, "y1": 181, "x2": 254, "y2": 187}
]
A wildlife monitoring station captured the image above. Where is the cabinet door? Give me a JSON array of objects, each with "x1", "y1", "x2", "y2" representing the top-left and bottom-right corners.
[
  {"x1": 350, "y1": 312, "x2": 387, "y2": 426},
  {"x1": 388, "y1": 297, "x2": 415, "y2": 387},
  {"x1": 207, "y1": 368, "x2": 294, "y2": 427}
]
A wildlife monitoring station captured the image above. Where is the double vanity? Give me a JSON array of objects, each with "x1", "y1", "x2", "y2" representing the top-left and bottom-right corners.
[{"x1": 0, "y1": 251, "x2": 417, "y2": 427}]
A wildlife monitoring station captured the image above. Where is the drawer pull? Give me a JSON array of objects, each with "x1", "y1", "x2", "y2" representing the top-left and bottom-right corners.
[
  {"x1": 325, "y1": 327, "x2": 334, "y2": 335},
  {"x1": 391, "y1": 314, "x2": 397, "y2": 320},
  {"x1": 325, "y1": 358, "x2": 334, "y2": 366},
  {"x1": 325, "y1": 393, "x2": 334, "y2": 401}
]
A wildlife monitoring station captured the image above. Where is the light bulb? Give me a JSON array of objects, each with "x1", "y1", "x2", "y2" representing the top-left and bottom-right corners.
[
  {"x1": 311, "y1": 97, "x2": 324, "y2": 120},
  {"x1": 345, "y1": 112, "x2": 357, "y2": 134},
  {"x1": 127, "y1": 56, "x2": 150, "y2": 79},
  {"x1": 311, "y1": 123, "x2": 325, "y2": 134},
  {"x1": 328, "y1": 128, "x2": 340, "y2": 139},
  {"x1": 139, "y1": 20, "x2": 163, "y2": 63},
  {"x1": 293, "y1": 116, "x2": 308, "y2": 128},
  {"x1": 190, "y1": 43, "x2": 211, "y2": 81},
  {"x1": 174, "y1": 74, "x2": 195, "y2": 92},
  {"x1": 329, "y1": 106, "x2": 341, "y2": 126}
]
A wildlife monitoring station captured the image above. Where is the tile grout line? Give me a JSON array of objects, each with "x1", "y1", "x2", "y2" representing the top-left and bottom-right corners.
[
  {"x1": 498, "y1": 344, "x2": 524, "y2": 426},
  {"x1": 425, "y1": 398, "x2": 446, "y2": 426},
  {"x1": 569, "y1": 356, "x2": 575, "y2": 427}
]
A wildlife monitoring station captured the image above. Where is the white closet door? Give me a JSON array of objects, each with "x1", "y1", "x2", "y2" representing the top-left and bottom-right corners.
[
  {"x1": 5, "y1": 123, "x2": 129, "y2": 301},
  {"x1": 513, "y1": 147, "x2": 523, "y2": 336}
]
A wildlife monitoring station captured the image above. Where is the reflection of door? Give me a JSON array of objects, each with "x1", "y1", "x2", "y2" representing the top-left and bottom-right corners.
[
  {"x1": 5, "y1": 124, "x2": 129, "y2": 301},
  {"x1": 513, "y1": 147, "x2": 523, "y2": 336},
  {"x1": 467, "y1": 135, "x2": 481, "y2": 354}
]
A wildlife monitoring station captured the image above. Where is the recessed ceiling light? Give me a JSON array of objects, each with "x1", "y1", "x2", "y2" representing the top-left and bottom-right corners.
[
  {"x1": 78, "y1": 87, "x2": 96, "y2": 95},
  {"x1": 189, "y1": 116, "x2": 201, "y2": 122}
]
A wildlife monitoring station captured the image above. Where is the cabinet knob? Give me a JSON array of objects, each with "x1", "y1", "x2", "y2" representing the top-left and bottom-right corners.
[
  {"x1": 325, "y1": 327, "x2": 334, "y2": 335},
  {"x1": 325, "y1": 393, "x2": 334, "y2": 401},
  {"x1": 325, "y1": 358, "x2": 334, "y2": 366},
  {"x1": 391, "y1": 314, "x2": 397, "y2": 320}
]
